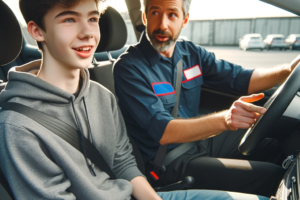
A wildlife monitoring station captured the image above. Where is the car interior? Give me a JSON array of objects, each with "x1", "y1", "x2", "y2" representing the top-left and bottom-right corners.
[{"x1": 1, "y1": 0, "x2": 300, "y2": 200}]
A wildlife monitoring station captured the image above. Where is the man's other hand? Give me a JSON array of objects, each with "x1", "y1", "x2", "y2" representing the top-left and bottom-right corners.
[{"x1": 224, "y1": 93, "x2": 266, "y2": 131}]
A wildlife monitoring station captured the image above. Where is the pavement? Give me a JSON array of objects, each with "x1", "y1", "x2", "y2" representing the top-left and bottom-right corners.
[{"x1": 202, "y1": 46, "x2": 300, "y2": 69}]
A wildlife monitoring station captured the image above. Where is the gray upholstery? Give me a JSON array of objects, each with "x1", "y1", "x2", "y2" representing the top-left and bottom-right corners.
[
  {"x1": 0, "y1": 1, "x2": 23, "y2": 66},
  {"x1": 89, "y1": 61, "x2": 116, "y2": 95},
  {"x1": 90, "y1": 6, "x2": 128, "y2": 95},
  {"x1": 0, "y1": 2, "x2": 21, "y2": 199},
  {"x1": 95, "y1": 6, "x2": 127, "y2": 52}
]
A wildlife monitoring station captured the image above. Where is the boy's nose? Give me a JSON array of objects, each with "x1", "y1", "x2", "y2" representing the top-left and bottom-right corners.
[
  {"x1": 78, "y1": 22, "x2": 95, "y2": 40},
  {"x1": 80, "y1": 32, "x2": 94, "y2": 40}
]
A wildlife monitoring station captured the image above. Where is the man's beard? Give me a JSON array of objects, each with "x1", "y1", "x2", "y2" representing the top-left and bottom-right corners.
[{"x1": 146, "y1": 28, "x2": 180, "y2": 52}]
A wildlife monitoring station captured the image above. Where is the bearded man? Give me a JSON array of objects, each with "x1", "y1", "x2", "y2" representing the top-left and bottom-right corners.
[{"x1": 113, "y1": 0, "x2": 300, "y2": 197}]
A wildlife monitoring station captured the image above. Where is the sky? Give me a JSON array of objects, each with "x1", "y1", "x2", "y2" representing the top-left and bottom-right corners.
[{"x1": 3, "y1": 0, "x2": 297, "y2": 24}]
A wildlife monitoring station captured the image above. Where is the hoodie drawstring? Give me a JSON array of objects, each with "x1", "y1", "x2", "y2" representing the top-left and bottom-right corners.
[
  {"x1": 83, "y1": 97, "x2": 94, "y2": 145},
  {"x1": 71, "y1": 97, "x2": 96, "y2": 176}
]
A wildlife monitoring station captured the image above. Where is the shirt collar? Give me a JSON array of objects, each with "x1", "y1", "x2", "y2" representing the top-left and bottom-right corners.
[{"x1": 139, "y1": 32, "x2": 190, "y2": 67}]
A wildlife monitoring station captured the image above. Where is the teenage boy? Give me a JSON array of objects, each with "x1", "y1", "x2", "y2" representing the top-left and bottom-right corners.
[
  {"x1": 0, "y1": 0, "x2": 269, "y2": 199},
  {"x1": 113, "y1": 0, "x2": 300, "y2": 197}
]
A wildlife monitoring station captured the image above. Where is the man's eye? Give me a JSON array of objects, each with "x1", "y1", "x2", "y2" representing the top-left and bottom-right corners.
[
  {"x1": 169, "y1": 13, "x2": 176, "y2": 18},
  {"x1": 151, "y1": 11, "x2": 158, "y2": 15},
  {"x1": 64, "y1": 18, "x2": 74, "y2": 23}
]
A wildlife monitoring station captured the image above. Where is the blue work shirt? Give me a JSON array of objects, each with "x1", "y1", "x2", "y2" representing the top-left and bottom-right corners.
[{"x1": 114, "y1": 33, "x2": 254, "y2": 162}]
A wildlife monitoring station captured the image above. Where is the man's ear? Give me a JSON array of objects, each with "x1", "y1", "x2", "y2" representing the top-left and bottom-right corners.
[
  {"x1": 182, "y1": 13, "x2": 189, "y2": 29},
  {"x1": 142, "y1": 12, "x2": 147, "y2": 26},
  {"x1": 27, "y1": 21, "x2": 45, "y2": 43}
]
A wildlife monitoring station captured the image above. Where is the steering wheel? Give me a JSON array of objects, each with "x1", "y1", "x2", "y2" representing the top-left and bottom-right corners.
[{"x1": 239, "y1": 63, "x2": 300, "y2": 155}]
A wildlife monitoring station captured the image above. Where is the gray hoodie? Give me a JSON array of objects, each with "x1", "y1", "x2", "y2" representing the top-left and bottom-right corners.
[{"x1": 0, "y1": 60, "x2": 143, "y2": 200}]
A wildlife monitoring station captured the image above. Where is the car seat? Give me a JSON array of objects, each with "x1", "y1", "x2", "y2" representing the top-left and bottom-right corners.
[
  {"x1": 0, "y1": 1, "x2": 23, "y2": 199},
  {"x1": 88, "y1": 6, "x2": 128, "y2": 95}
]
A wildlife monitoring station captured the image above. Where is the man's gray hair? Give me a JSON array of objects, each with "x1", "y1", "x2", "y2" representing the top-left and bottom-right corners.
[{"x1": 141, "y1": 0, "x2": 192, "y2": 17}]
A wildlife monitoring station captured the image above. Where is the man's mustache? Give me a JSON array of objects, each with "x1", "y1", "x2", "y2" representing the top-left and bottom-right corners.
[{"x1": 152, "y1": 29, "x2": 172, "y2": 38}]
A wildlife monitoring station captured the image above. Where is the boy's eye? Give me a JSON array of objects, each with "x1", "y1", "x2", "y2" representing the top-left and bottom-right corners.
[
  {"x1": 89, "y1": 18, "x2": 99, "y2": 23},
  {"x1": 64, "y1": 18, "x2": 75, "y2": 23}
]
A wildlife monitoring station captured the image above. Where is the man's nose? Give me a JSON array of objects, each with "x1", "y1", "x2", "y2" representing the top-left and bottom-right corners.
[{"x1": 158, "y1": 15, "x2": 168, "y2": 30}]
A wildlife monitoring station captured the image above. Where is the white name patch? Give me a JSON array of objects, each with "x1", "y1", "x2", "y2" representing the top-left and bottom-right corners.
[{"x1": 182, "y1": 65, "x2": 202, "y2": 83}]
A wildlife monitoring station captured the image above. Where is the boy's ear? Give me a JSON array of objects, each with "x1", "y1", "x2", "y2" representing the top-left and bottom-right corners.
[{"x1": 27, "y1": 21, "x2": 45, "y2": 43}]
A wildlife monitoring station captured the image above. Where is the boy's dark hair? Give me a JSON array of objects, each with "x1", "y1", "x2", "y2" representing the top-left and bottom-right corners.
[{"x1": 19, "y1": 0, "x2": 104, "y2": 51}]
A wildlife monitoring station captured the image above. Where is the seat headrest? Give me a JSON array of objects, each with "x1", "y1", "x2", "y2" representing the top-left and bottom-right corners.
[
  {"x1": 96, "y1": 6, "x2": 127, "y2": 53},
  {"x1": 0, "y1": 1, "x2": 23, "y2": 66}
]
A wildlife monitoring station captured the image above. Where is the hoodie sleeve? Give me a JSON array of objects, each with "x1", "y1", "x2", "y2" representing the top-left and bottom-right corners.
[
  {"x1": 0, "y1": 123, "x2": 76, "y2": 200},
  {"x1": 111, "y1": 98, "x2": 145, "y2": 181}
]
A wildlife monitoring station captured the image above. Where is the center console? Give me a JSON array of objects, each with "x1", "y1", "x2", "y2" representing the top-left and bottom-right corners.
[{"x1": 275, "y1": 153, "x2": 300, "y2": 200}]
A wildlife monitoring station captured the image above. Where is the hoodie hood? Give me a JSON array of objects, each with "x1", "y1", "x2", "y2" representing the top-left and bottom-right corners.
[{"x1": 0, "y1": 60, "x2": 90, "y2": 105}]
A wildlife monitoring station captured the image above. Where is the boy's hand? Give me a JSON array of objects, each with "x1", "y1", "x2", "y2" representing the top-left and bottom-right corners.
[{"x1": 224, "y1": 93, "x2": 266, "y2": 131}]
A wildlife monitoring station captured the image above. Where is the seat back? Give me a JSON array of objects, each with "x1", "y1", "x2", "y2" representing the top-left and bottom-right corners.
[
  {"x1": 89, "y1": 6, "x2": 146, "y2": 174},
  {"x1": 0, "y1": 0, "x2": 24, "y2": 199},
  {"x1": 89, "y1": 6, "x2": 127, "y2": 95},
  {"x1": 0, "y1": 1, "x2": 23, "y2": 199}
]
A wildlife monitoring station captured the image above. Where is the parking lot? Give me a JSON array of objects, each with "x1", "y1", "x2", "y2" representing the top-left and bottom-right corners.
[{"x1": 203, "y1": 46, "x2": 300, "y2": 69}]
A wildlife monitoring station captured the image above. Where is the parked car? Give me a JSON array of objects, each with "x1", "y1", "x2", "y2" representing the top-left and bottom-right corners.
[
  {"x1": 285, "y1": 34, "x2": 300, "y2": 50},
  {"x1": 263, "y1": 34, "x2": 289, "y2": 50},
  {"x1": 239, "y1": 34, "x2": 264, "y2": 51}
]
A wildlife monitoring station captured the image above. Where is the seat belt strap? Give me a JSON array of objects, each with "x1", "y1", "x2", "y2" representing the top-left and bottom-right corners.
[
  {"x1": 152, "y1": 59, "x2": 184, "y2": 172},
  {"x1": 171, "y1": 59, "x2": 183, "y2": 117},
  {"x1": 164, "y1": 141, "x2": 198, "y2": 167},
  {"x1": 151, "y1": 59, "x2": 199, "y2": 178},
  {"x1": 0, "y1": 102, "x2": 117, "y2": 179}
]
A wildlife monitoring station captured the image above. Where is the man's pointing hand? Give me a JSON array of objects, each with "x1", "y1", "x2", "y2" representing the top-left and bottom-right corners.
[{"x1": 224, "y1": 93, "x2": 266, "y2": 131}]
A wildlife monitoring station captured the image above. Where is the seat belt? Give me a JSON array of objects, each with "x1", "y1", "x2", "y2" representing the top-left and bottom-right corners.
[
  {"x1": 0, "y1": 102, "x2": 140, "y2": 200},
  {"x1": 151, "y1": 59, "x2": 197, "y2": 178},
  {"x1": 0, "y1": 102, "x2": 116, "y2": 179}
]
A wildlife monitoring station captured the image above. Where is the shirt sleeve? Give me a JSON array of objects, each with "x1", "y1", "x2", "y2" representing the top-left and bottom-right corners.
[
  {"x1": 111, "y1": 97, "x2": 145, "y2": 181},
  {"x1": 198, "y1": 45, "x2": 254, "y2": 95},
  {"x1": 114, "y1": 60, "x2": 174, "y2": 144},
  {"x1": 0, "y1": 123, "x2": 76, "y2": 200}
]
